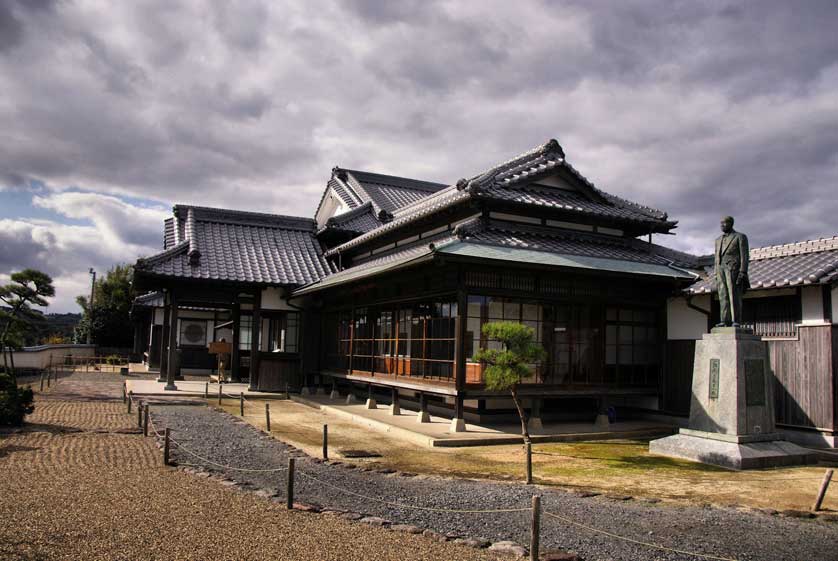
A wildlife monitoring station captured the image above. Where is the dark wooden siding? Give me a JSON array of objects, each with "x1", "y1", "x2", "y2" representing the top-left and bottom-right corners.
[
  {"x1": 665, "y1": 328, "x2": 836, "y2": 430},
  {"x1": 257, "y1": 355, "x2": 301, "y2": 391},
  {"x1": 773, "y1": 325, "x2": 835, "y2": 431},
  {"x1": 662, "y1": 340, "x2": 696, "y2": 415}
]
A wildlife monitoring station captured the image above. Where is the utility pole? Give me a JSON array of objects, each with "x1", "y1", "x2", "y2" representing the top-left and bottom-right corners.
[{"x1": 87, "y1": 268, "x2": 96, "y2": 345}]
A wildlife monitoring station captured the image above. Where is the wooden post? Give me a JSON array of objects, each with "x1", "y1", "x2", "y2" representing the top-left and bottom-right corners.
[
  {"x1": 323, "y1": 424, "x2": 328, "y2": 460},
  {"x1": 530, "y1": 495, "x2": 541, "y2": 561},
  {"x1": 204, "y1": 382, "x2": 208, "y2": 398},
  {"x1": 122, "y1": 383, "x2": 126, "y2": 403},
  {"x1": 143, "y1": 404, "x2": 149, "y2": 437},
  {"x1": 265, "y1": 403, "x2": 271, "y2": 432},
  {"x1": 163, "y1": 428, "x2": 171, "y2": 466},
  {"x1": 813, "y1": 469, "x2": 834, "y2": 512},
  {"x1": 40, "y1": 373, "x2": 44, "y2": 392},
  {"x1": 127, "y1": 391, "x2": 133, "y2": 413},
  {"x1": 240, "y1": 392, "x2": 244, "y2": 416},
  {"x1": 526, "y1": 440, "x2": 534, "y2": 483},
  {"x1": 286, "y1": 457, "x2": 295, "y2": 509},
  {"x1": 138, "y1": 401, "x2": 143, "y2": 428},
  {"x1": 218, "y1": 381, "x2": 222, "y2": 405},
  {"x1": 46, "y1": 369, "x2": 51, "y2": 388}
]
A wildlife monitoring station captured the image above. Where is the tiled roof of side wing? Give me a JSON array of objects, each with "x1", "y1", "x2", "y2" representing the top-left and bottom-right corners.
[
  {"x1": 687, "y1": 236, "x2": 838, "y2": 293},
  {"x1": 163, "y1": 218, "x2": 175, "y2": 249},
  {"x1": 137, "y1": 206, "x2": 331, "y2": 285}
]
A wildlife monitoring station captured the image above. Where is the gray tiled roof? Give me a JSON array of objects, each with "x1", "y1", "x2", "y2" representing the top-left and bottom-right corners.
[
  {"x1": 313, "y1": 167, "x2": 447, "y2": 222},
  {"x1": 325, "y1": 139, "x2": 677, "y2": 257},
  {"x1": 319, "y1": 202, "x2": 382, "y2": 234},
  {"x1": 136, "y1": 205, "x2": 331, "y2": 286},
  {"x1": 344, "y1": 169, "x2": 446, "y2": 214},
  {"x1": 457, "y1": 218, "x2": 699, "y2": 269},
  {"x1": 687, "y1": 236, "x2": 838, "y2": 293}
]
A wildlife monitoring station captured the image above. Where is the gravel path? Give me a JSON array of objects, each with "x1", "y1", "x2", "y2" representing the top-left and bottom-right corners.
[
  {"x1": 152, "y1": 404, "x2": 838, "y2": 561},
  {"x1": 1, "y1": 374, "x2": 505, "y2": 561}
]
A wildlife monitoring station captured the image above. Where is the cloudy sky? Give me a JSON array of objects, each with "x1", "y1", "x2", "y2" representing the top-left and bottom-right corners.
[{"x1": 1, "y1": 0, "x2": 837, "y2": 312}]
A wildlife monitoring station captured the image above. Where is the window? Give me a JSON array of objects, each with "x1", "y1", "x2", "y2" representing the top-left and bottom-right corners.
[
  {"x1": 239, "y1": 315, "x2": 252, "y2": 350},
  {"x1": 742, "y1": 295, "x2": 800, "y2": 338},
  {"x1": 322, "y1": 300, "x2": 457, "y2": 381},
  {"x1": 465, "y1": 296, "x2": 544, "y2": 384},
  {"x1": 179, "y1": 319, "x2": 207, "y2": 346},
  {"x1": 605, "y1": 307, "x2": 659, "y2": 386},
  {"x1": 265, "y1": 313, "x2": 300, "y2": 353}
]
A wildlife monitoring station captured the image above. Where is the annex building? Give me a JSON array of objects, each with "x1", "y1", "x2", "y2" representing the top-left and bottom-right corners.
[{"x1": 130, "y1": 140, "x2": 838, "y2": 447}]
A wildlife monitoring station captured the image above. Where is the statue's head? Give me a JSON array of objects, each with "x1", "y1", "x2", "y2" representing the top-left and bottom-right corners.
[{"x1": 720, "y1": 216, "x2": 734, "y2": 233}]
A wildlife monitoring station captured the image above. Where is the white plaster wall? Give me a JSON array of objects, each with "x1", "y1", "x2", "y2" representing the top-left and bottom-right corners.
[
  {"x1": 666, "y1": 295, "x2": 710, "y2": 340},
  {"x1": 11, "y1": 345, "x2": 96, "y2": 369},
  {"x1": 178, "y1": 310, "x2": 215, "y2": 320},
  {"x1": 801, "y1": 286, "x2": 825, "y2": 324},
  {"x1": 261, "y1": 287, "x2": 293, "y2": 310},
  {"x1": 153, "y1": 308, "x2": 165, "y2": 325}
]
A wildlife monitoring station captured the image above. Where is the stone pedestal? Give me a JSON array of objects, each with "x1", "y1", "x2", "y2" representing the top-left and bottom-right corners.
[
  {"x1": 650, "y1": 328, "x2": 814, "y2": 470},
  {"x1": 450, "y1": 417, "x2": 466, "y2": 432}
]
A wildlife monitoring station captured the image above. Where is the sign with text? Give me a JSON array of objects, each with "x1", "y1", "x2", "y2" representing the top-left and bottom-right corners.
[
  {"x1": 208, "y1": 341, "x2": 232, "y2": 355},
  {"x1": 708, "y1": 358, "x2": 720, "y2": 400}
]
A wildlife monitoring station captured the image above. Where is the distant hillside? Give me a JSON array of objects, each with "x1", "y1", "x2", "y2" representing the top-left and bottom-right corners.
[
  {"x1": 1, "y1": 308, "x2": 81, "y2": 345},
  {"x1": 39, "y1": 313, "x2": 82, "y2": 343}
]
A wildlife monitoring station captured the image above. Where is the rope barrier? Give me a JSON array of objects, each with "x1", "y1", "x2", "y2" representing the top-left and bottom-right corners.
[
  {"x1": 294, "y1": 469, "x2": 530, "y2": 514},
  {"x1": 543, "y1": 510, "x2": 738, "y2": 561}
]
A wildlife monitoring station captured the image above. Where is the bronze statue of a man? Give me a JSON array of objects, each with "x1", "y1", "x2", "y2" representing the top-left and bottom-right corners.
[{"x1": 715, "y1": 216, "x2": 749, "y2": 327}]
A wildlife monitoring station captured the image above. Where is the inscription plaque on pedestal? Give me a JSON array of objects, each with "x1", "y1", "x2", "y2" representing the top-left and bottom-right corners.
[
  {"x1": 745, "y1": 358, "x2": 765, "y2": 406},
  {"x1": 708, "y1": 358, "x2": 720, "y2": 400}
]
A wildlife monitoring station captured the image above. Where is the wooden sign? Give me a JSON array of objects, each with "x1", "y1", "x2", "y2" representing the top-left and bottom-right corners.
[{"x1": 208, "y1": 341, "x2": 232, "y2": 355}]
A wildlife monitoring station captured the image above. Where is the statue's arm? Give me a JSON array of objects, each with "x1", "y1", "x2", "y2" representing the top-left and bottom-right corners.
[{"x1": 740, "y1": 234, "x2": 749, "y2": 275}]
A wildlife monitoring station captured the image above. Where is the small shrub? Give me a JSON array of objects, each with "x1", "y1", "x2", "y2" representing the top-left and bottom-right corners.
[{"x1": 0, "y1": 373, "x2": 35, "y2": 426}]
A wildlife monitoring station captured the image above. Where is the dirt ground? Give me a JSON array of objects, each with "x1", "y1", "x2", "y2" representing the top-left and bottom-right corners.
[
  {"x1": 223, "y1": 396, "x2": 838, "y2": 512},
  {"x1": 1, "y1": 376, "x2": 504, "y2": 561}
]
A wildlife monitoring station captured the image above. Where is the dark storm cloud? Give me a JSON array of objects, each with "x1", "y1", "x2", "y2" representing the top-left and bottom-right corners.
[{"x1": 1, "y1": 0, "x2": 837, "y2": 310}]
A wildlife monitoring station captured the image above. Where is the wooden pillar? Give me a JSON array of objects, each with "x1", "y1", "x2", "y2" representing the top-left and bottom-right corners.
[
  {"x1": 248, "y1": 290, "x2": 262, "y2": 391},
  {"x1": 157, "y1": 292, "x2": 170, "y2": 382},
  {"x1": 529, "y1": 397, "x2": 543, "y2": 433},
  {"x1": 450, "y1": 393, "x2": 466, "y2": 432},
  {"x1": 389, "y1": 388, "x2": 400, "y2": 415},
  {"x1": 231, "y1": 300, "x2": 241, "y2": 382},
  {"x1": 417, "y1": 392, "x2": 430, "y2": 423},
  {"x1": 455, "y1": 288, "x2": 467, "y2": 392},
  {"x1": 164, "y1": 291, "x2": 179, "y2": 391}
]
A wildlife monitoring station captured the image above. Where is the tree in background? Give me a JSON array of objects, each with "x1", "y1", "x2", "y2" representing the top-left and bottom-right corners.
[
  {"x1": 0, "y1": 269, "x2": 56, "y2": 382},
  {"x1": 74, "y1": 264, "x2": 135, "y2": 349},
  {"x1": 472, "y1": 321, "x2": 546, "y2": 444}
]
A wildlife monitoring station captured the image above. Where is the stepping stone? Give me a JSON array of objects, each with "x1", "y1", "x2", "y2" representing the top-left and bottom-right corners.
[
  {"x1": 781, "y1": 509, "x2": 814, "y2": 519},
  {"x1": 574, "y1": 491, "x2": 600, "y2": 498},
  {"x1": 391, "y1": 524, "x2": 423, "y2": 534},
  {"x1": 339, "y1": 449, "x2": 382, "y2": 458},
  {"x1": 293, "y1": 503, "x2": 320, "y2": 513},
  {"x1": 422, "y1": 529, "x2": 448, "y2": 542},
  {"x1": 605, "y1": 494, "x2": 633, "y2": 501},
  {"x1": 360, "y1": 516, "x2": 389, "y2": 526},
  {"x1": 453, "y1": 538, "x2": 490, "y2": 549},
  {"x1": 342, "y1": 512, "x2": 363, "y2": 521},
  {"x1": 542, "y1": 552, "x2": 582, "y2": 561},
  {"x1": 489, "y1": 541, "x2": 527, "y2": 557}
]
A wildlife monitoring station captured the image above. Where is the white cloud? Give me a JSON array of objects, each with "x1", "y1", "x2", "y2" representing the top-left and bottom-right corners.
[{"x1": 1, "y1": 0, "x2": 837, "y2": 299}]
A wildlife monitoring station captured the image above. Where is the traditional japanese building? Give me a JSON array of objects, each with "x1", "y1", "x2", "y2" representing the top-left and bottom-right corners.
[{"x1": 131, "y1": 140, "x2": 838, "y2": 447}]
